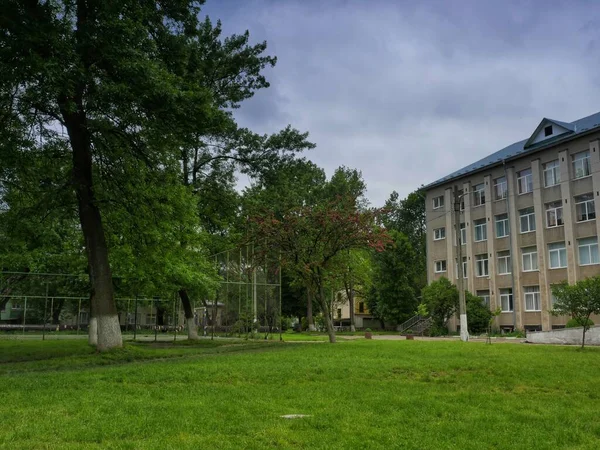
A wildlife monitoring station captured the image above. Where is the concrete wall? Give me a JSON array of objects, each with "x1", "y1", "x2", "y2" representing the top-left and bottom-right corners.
[{"x1": 526, "y1": 325, "x2": 600, "y2": 345}]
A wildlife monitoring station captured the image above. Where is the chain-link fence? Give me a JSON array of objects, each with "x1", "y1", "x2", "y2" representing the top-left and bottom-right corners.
[{"x1": 1, "y1": 245, "x2": 281, "y2": 341}]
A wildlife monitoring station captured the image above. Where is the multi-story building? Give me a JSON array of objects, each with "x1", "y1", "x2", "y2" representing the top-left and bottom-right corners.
[{"x1": 424, "y1": 111, "x2": 600, "y2": 332}]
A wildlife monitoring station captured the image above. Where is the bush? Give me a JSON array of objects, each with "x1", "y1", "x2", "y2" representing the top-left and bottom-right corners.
[{"x1": 566, "y1": 318, "x2": 594, "y2": 328}]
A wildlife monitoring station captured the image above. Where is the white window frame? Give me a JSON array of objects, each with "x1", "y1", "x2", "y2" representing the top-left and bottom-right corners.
[
  {"x1": 500, "y1": 289, "x2": 513, "y2": 312},
  {"x1": 524, "y1": 286, "x2": 541, "y2": 312},
  {"x1": 543, "y1": 159, "x2": 560, "y2": 187},
  {"x1": 573, "y1": 151, "x2": 591, "y2": 179},
  {"x1": 475, "y1": 254, "x2": 489, "y2": 277},
  {"x1": 456, "y1": 257, "x2": 468, "y2": 279},
  {"x1": 521, "y1": 246, "x2": 538, "y2": 272},
  {"x1": 497, "y1": 251, "x2": 511, "y2": 275},
  {"x1": 473, "y1": 183, "x2": 485, "y2": 207},
  {"x1": 474, "y1": 219, "x2": 487, "y2": 242},
  {"x1": 459, "y1": 223, "x2": 466, "y2": 246},
  {"x1": 434, "y1": 260, "x2": 447, "y2": 273},
  {"x1": 519, "y1": 207, "x2": 536, "y2": 233},
  {"x1": 477, "y1": 290, "x2": 490, "y2": 308},
  {"x1": 495, "y1": 214, "x2": 509, "y2": 238},
  {"x1": 494, "y1": 177, "x2": 507, "y2": 200},
  {"x1": 433, "y1": 227, "x2": 446, "y2": 241},
  {"x1": 517, "y1": 168, "x2": 533, "y2": 195},
  {"x1": 545, "y1": 201, "x2": 563, "y2": 228},
  {"x1": 578, "y1": 237, "x2": 600, "y2": 266},
  {"x1": 575, "y1": 194, "x2": 595, "y2": 223},
  {"x1": 433, "y1": 195, "x2": 444, "y2": 210},
  {"x1": 548, "y1": 242, "x2": 567, "y2": 269}
]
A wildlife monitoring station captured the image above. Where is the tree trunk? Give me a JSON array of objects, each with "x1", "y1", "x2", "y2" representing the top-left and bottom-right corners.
[
  {"x1": 307, "y1": 289, "x2": 316, "y2": 331},
  {"x1": 345, "y1": 279, "x2": 356, "y2": 332},
  {"x1": 582, "y1": 327, "x2": 587, "y2": 349},
  {"x1": 61, "y1": 104, "x2": 122, "y2": 351},
  {"x1": 178, "y1": 289, "x2": 199, "y2": 340},
  {"x1": 88, "y1": 316, "x2": 98, "y2": 346},
  {"x1": 318, "y1": 284, "x2": 336, "y2": 343}
]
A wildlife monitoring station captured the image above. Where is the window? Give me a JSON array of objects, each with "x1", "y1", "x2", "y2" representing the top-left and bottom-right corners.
[
  {"x1": 550, "y1": 288, "x2": 558, "y2": 307},
  {"x1": 575, "y1": 193, "x2": 595, "y2": 222},
  {"x1": 79, "y1": 311, "x2": 89, "y2": 325},
  {"x1": 494, "y1": 177, "x2": 507, "y2": 200},
  {"x1": 456, "y1": 257, "x2": 467, "y2": 278},
  {"x1": 543, "y1": 159, "x2": 560, "y2": 187},
  {"x1": 473, "y1": 183, "x2": 485, "y2": 207},
  {"x1": 127, "y1": 313, "x2": 136, "y2": 325},
  {"x1": 358, "y1": 302, "x2": 365, "y2": 313},
  {"x1": 474, "y1": 219, "x2": 487, "y2": 242},
  {"x1": 544, "y1": 125, "x2": 553, "y2": 137},
  {"x1": 497, "y1": 251, "x2": 511, "y2": 275},
  {"x1": 521, "y1": 246, "x2": 538, "y2": 272},
  {"x1": 146, "y1": 313, "x2": 157, "y2": 323},
  {"x1": 433, "y1": 195, "x2": 444, "y2": 209},
  {"x1": 434, "y1": 260, "x2": 447, "y2": 273},
  {"x1": 548, "y1": 242, "x2": 567, "y2": 269},
  {"x1": 477, "y1": 290, "x2": 490, "y2": 308},
  {"x1": 433, "y1": 227, "x2": 446, "y2": 240},
  {"x1": 517, "y1": 168, "x2": 533, "y2": 194},
  {"x1": 337, "y1": 308, "x2": 342, "y2": 319},
  {"x1": 495, "y1": 214, "x2": 509, "y2": 238},
  {"x1": 578, "y1": 237, "x2": 599, "y2": 266},
  {"x1": 456, "y1": 223, "x2": 466, "y2": 245},
  {"x1": 546, "y1": 201, "x2": 563, "y2": 228},
  {"x1": 500, "y1": 288, "x2": 513, "y2": 312},
  {"x1": 524, "y1": 286, "x2": 541, "y2": 311},
  {"x1": 573, "y1": 151, "x2": 591, "y2": 179},
  {"x1": 519, "y1": 207, "x2": 536, "y2": 233},
  {"x1": 459, "y1": 190, "x2": 465, "y2": 211},
  {"x1": 475, "y1": 254, "x2": 489, "y2": 277}
]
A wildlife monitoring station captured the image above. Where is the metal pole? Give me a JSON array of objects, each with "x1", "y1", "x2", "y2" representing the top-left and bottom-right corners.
[
  {"x1": 134, "y1": 295, "x2": 138, "y2": 340},
  {"x1": 126, "y1": 299, "x2": 130, "y2": 334},
  {"x1": 154, "y1": 297, "x2": 158, "y2": 342},
  {"x1": 454, "y1": 185, "x2": 469, "y2": 342},
  {"x1": 50, "y1": 296, "x2": 54, "y2": 334},
  {"x1": 76, "y1": 299, "x2": 81, "y2": 335},
  {"x1": 173, "y1": 292, "x2": 177, "y2": 342},
  {"x1": 43, "y1": 283, "x2": 49, "y2": 341},
  {"x1": 22, "y1": 297, "x2": 27, "y2": 337}
]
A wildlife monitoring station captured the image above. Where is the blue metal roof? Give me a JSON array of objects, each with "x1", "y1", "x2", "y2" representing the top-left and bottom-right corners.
[{"x1": 426, "y1": 111, "x2": 600, "y2": 189}]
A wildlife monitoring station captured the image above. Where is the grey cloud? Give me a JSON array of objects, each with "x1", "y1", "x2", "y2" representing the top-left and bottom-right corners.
[{"x1": 202, "y1": 0, "x2": 600, "y2": 205}]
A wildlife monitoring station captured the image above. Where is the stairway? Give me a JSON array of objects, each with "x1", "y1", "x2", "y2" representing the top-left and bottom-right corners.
[{"x1": 396, "y1": 315, "x2": 433, "y2": 336}]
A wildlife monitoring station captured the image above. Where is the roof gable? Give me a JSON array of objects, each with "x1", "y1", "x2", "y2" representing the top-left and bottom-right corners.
[{"x1": 524, "y1": 118, "x2": 574, "y2": 148}]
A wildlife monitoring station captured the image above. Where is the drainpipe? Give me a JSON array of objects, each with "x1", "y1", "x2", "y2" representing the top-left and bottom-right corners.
[{"x1": 503, "y1": 160, "x2": 517, "y2": 330}]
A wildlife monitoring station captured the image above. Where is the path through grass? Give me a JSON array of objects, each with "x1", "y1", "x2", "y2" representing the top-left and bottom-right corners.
[{"x1": 1, "y1": 339, "x2": 599, "y2": 449}]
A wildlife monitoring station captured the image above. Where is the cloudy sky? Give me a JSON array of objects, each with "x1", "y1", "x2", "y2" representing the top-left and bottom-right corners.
[{"x1": 202, "y1": 0, "x2": 600, "y2": 206}]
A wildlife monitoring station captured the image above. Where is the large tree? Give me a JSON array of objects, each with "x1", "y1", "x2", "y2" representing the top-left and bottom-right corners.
[
  {"x1": 250, "y1": 169, "x2": 390, "y2": 343},
  {"x1": 0, "y1": 1, "x2": 312, "y2": 349}
]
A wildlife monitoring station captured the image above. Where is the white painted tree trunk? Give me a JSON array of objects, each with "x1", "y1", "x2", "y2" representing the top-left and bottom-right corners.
[
  {"x1": 88, "y1": 316, "x2": 98, "y2": 346},
  {"x1": 187, "y1": 321, "x2": 199, "y2": 340},
  {"x1": 350, "y1": 325, "x2": 356, "y2": 332},
  {"x1": 96, "y1": 314, "x2": 123, "y2": 351},
  {"x1": 308, "y1": 324, "x2": 317, "y2": 332},
  {"x1": 460, "y1": 313, "x2": 469, "y2": 342}
]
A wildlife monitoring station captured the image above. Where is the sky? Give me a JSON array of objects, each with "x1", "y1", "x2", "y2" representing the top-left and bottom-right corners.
[{"x1": 201, "y1": 0, "x2": 600, "y2": 206}]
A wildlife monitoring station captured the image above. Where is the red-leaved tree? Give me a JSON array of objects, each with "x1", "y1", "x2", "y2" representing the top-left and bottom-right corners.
[{"x1": 250, "y1": 195, "x2": 390, "y2": 343}]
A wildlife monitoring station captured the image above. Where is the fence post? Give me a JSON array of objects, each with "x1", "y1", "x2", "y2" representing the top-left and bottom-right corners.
[
  {"x1": 76, "y1": 298, "x2": 81, "y2": 335},
  {"x1": 43, "y1": 283, "x2": 49, "y2": 341},
  {"x1": 134, "y1": 295, "x2": 138, "y2": 341},
  {"x1": 154, "y1": 297, "x2": 158, "y2": 343},
  {"x1": 173, "y1": 292, "x2": 177, "y2": 342},
  {"x1": 22, "y1": 297, "x2": 27, "y2": 337}
]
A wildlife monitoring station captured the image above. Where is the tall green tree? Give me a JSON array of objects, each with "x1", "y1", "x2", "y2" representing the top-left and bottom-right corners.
[{"x1": 0, "y1": 1, "x2": 312, "y2": 349}]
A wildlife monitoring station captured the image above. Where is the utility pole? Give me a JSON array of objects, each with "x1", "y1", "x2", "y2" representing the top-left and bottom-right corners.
[{"x1": 454, "y1": 185, "x2": 469, "y2": 342}]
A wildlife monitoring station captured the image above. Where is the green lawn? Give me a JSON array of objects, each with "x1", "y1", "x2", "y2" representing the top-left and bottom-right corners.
[{"x1": 1, "y1": 339, "x2": 599, "y2": 449}]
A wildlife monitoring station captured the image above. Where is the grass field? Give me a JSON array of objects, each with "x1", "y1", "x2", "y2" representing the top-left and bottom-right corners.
[{"x1": 1, "y1": 339, "x2": 600, "y2": 449}]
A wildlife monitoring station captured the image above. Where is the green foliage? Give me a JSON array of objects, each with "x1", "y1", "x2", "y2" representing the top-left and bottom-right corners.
[
  {"x1": 416, "y1": 303, "x2": 429, "y2": 317},
  {"x1": 421, "y1": 277, "x2": 459, "y2": 329},
  {"x1": 552, "y1": 277, "x2": 600, "y2": 347},
  {"x1": 368, "y1": 231, "x2": 419, "y2": 326},
  {"x1": 566, "y1": 318, "x2": 594, "y2": 328},
  {"x1": 465, "y1": 292, "x2": 492, "y2": 335}
]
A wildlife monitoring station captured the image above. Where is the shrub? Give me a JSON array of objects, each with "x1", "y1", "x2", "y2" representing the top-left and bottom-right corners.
[{"x1": 566, "y1": 318, "x2": 594, "y2": 328}]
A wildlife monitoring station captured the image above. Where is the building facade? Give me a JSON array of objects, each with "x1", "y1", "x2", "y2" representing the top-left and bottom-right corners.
[{"x1": 425, "y1": 112, "x2": 600, "y2": 332}]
